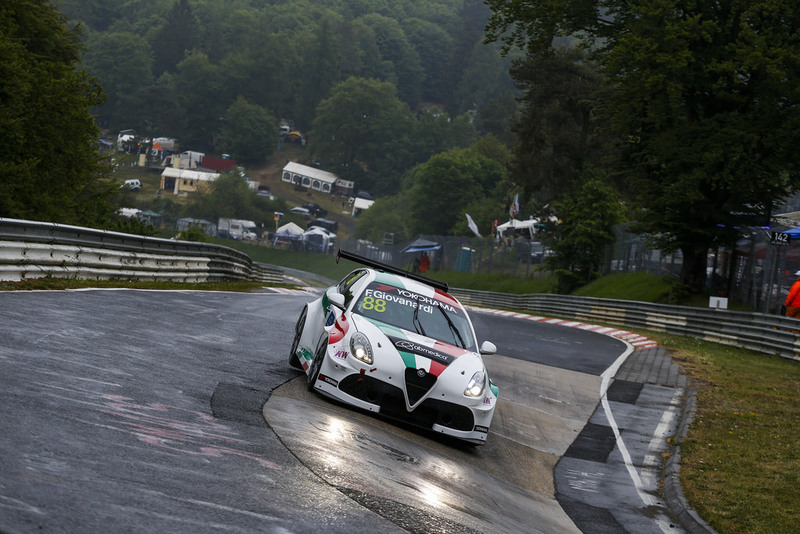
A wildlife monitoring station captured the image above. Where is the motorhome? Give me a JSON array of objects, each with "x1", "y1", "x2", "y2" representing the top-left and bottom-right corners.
[{"x1": 217, "y1": 218, "x2": 258, "y2": 240}]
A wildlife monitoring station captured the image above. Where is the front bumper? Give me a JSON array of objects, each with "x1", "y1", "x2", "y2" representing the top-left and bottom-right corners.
[{"x1": 313, "y1": 345, "x2": 495, "y2": 445}]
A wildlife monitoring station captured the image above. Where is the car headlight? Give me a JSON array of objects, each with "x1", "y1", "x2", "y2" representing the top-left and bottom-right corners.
[
  {"x1": 350, "y1": 332, "x2": 373, "y2": 365},
  {"x1": 464, "y1": 370, "x2": 486, "y2": 397}
]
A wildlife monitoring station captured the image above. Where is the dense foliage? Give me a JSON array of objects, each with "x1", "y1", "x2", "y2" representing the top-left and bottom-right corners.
[
  {"x1": 354, "y1": 136, "x2": 511, "y2": 242},
  {"x1": 546, "y1": 174, "x2": 622, "y2": 293},
  {"x1": 0, "y1": 0, "x2": 116, "y2": 226},
  {"x1": 65, "y1": 0, "x2": 517, "y2": 158},
  {"x1": 486, "y1": 0, "x2": 800, "y2": 291}
]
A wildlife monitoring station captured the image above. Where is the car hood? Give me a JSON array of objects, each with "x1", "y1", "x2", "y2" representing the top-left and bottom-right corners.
[{"x1": 351, "y1": 314, "x2": 482, "y2": 377}]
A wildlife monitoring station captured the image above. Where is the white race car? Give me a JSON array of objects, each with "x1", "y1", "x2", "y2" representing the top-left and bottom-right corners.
[{"x1": 289, "y1": 250, "x2": 498, "y2": 445}]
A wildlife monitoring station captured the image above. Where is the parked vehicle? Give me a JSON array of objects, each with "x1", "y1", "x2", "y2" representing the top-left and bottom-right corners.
[
  {"x1": 302, "y1": 203, "x2": 327, "y2": 217},
  {"x1": 308, "y1": 218, "x2": 338, "y2": 233},
  {"x1": 290, "y1": 207, "x2": 311, "y2": 219},
  {"x1": 122, "y1": 179, "x2": 141, "y2": 191},
  {"x1": 217, "y1": 218, "x2": 258, "y2": 240}
]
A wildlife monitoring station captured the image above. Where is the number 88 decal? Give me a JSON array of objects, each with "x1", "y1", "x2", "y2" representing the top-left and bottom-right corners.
[{"x1": 362, "y1": 296, "x2": 386, "y2": 312}]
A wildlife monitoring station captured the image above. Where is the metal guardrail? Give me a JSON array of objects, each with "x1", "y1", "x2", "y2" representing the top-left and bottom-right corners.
[
  {"x1": 0, "y1": 218, "x2": 283, "y2": 285},
  {"x1": 3, "y1": 219, "x2": 796, "y2": 359},
  {"x1": 450, "y1": 288, "x2": 800, "y2": 362}
]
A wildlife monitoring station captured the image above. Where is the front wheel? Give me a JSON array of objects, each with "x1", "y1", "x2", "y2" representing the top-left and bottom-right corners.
[
  {"x1": 289, "y1": 306, "x2": 307, "y2": 369},
  {"x1": 306, "y1": 339, "x2": 326, "y2": 392}
]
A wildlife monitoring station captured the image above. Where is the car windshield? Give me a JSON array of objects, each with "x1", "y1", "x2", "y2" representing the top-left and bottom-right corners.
[{"x1": 353, "y1": 281, "x2": 476, "y2": 351}]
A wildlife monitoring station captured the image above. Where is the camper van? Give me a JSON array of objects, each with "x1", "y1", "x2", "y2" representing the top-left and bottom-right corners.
[{"x1": 217, "y1": 218, "x2": 258, "y2": 240}]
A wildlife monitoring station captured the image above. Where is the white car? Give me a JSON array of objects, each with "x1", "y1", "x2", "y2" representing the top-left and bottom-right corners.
[{"x1": 289, "y1": 250, "x2": 498, "y2": 444}]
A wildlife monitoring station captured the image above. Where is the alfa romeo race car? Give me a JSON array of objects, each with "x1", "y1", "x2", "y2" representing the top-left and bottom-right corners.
[{"x1": 289, "y1": 250, "x2": 499, "y2": 445}]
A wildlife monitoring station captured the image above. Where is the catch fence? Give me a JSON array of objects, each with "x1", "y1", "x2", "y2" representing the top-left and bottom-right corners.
[{"x1": 340, "y1": 224, "x2": 800, "y2": 314}]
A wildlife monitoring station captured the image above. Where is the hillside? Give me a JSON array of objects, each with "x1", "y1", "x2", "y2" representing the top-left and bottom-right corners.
[{"x1": 251, "y1": 145, "x2": 357, "y2": 241}]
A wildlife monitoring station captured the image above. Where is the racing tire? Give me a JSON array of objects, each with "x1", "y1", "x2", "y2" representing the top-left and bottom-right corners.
[
  {"x1": 306, "y1": 339, "x2": 326, "y2": 392},
  {"x1": 289, "y1": 305, "x2": 307, "y2": 369}
]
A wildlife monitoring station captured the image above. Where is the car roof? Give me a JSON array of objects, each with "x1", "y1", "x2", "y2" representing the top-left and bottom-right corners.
[{"x1": 337, "y1": 249, "x2": 448, "y2": 292}]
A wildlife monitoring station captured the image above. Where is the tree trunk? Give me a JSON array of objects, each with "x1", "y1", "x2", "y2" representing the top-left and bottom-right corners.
[{"x1": 680, "y1": 245, "x2": 709, "y2": 293}]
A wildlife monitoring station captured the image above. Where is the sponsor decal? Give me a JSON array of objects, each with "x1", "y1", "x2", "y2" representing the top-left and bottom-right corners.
[
  {"x1": 363, "y1": 285, "x2": 459, "y2": 315},
  {"x1": 320, "y1": 374, "x2": 338, "y2": 387},
  {"x1": 390, "y1": 337, "x2": 453, "y2": 365},
  {"x1": 333, "y1": 350, "x2": 348, "y2": 359},
  {"x1": 416, "y1": 368, "x2": 426, "y2": 378},
  {"x1": 474, "y1": 425, "x2": 489, "y2": 433},
  {"x1": 483, "y1": 397, "x2": 492, "y2": 405},
  {"x1": 328, "y1": 313, "x2": 349, "y2": 344}
]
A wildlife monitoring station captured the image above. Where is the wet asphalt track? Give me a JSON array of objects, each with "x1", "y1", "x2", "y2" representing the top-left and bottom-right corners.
[{"x1": 0, "y1": 289, "x2": 685, "y2": 533}]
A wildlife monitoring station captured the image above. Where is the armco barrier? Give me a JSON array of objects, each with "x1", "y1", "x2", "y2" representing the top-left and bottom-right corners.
[
  {"x1": 0, "y1": 218, "x2": 283, "y2": 284},
  {"x1": 450, "y1": 288, "x2": 800, "y2": 362}
]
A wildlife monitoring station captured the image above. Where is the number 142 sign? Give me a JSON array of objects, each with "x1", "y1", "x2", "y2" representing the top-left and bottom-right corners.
[{"x1": 770, "y1": 231, "x2": 790, "y2": 246}]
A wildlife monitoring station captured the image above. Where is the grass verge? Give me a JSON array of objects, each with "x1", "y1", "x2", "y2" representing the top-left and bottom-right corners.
[
  {"x1": 0, "y1": 278, "x2": 277, "y2": 292},
  {"x1": 647, "y1": 332, "x2": 800, "y2": 533}
]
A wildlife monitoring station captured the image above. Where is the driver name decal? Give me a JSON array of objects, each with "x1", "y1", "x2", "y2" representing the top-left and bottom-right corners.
[{"x1": 364, "y1": 288, "x2": 458, "y2": 315}]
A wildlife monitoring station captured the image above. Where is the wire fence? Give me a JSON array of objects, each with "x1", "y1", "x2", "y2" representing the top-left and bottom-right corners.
[{"x1": 339, "y1": 223, "x2": 800, "y2": 314}]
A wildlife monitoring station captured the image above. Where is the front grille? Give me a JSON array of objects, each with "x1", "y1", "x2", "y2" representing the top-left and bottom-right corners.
[
  {"x1": 338, "y1": 374, "x2": 475, "y2": 432},
  {"x1": 404, "y1": 368, "x2": 437, "y2": 405}
]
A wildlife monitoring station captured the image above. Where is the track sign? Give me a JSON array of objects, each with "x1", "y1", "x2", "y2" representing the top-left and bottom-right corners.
[{"x1": 770, "y1": 231, "x2": 790, "y2": 246}]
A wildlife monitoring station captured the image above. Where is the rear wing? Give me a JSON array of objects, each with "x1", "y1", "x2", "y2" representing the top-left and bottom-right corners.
[{"x1": 336, "y1": 249, "x2": 449, "y2": 292}]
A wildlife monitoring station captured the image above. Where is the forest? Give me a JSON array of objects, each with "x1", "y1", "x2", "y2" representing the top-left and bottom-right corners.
[
  {"x1": 65, "y1": 0, "x2": 517, "y2": 156},
  {"x1": 56, "y1": 0, "x2": 525, "y2": 240},
  {"x1": 4, "y1": 0, "x2": 800, "y2": 294}
]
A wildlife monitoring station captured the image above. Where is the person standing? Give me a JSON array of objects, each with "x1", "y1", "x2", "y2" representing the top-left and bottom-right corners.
[{"x1": 785, "y1": 270, "x2": 800, "y2": 317}]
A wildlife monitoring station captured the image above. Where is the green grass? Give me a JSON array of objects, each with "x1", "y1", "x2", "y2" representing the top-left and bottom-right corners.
[
  {"x1": 649, "y1": 333, "x2": 800, "y2": 534},
  {"x1": 572, "y1": 271, "x2": 673, "y2": 301},
  {"x1": 425, "y1": 270, "x2": 557, "y2": 294}
]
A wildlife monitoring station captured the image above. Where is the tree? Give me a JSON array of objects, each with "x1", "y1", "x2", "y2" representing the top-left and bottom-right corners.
[
  {"x1": 485, "y1": 0, "x2": 800, "y2": 292},
  {"x1": 401, "y1": 18, "x2": 455, "y2": 103},
  {"x1": 0, "y1": 0, "x2": 115, "y2": 226},
  {"x1": 217, "y1": 97, "x2": 277, "y2": 163},
  {"x1": 82, "y1": 31, "x2": 153, "y2": 129},
  {"x1": 509, "y1": 47, "x2": 607, "y2": 205},
  {"x1": 407, "y1": 147, "x2": 506, "y2": 236},
  {"x1": 151, "y1": 0, "x2": 198, "y2": 76},
  {"x1": 355, "y1": 14, "x2": 424, "y2": 106},
  {"x1": 546, "y1": 173, "x2": 622, "y2": 293},
  {"x1": 310, "y1": 77, "x2": 413, "y2": 193},
  {"x1": 188, "y1": 173, "x2": 259, "y2": 223},
  {"x1": 170, "y1": 51, "x2": 225, "y2": 149},
  {"x1": 354, "y1": 195, "x2": 414, "y2": 245}
]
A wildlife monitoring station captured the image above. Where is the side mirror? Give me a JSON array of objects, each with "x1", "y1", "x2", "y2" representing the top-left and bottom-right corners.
[
  {"x1": 328, "y1": 292, "x2": 345, "y2": 309},
  {"x1": 479, "y1": 341, "x2": 496, "y2": 355}
]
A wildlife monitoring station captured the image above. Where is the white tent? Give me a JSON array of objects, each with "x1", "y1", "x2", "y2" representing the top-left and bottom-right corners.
[
  {"x1": 281, "y1": 162, "x2": 338, "y2": 194},
  {"x1": 497, "y1": 217, "x2": 556, "y2": 237},
  {"x1": 275, "y1": 222, "x2": 304, "y2": 236},
  {"x1": 351, "y1": 197, "x2": 375, "y2": 216},
  {"x1": 302, "y1": 226, "x2": 336, "y2": 253},
  {"x1": 273, "y1": 222, "x2": 305, "y2": 247},
  {"x1": 497, "y1": 218, "x2": 538, "y2": 238},
  {"x1": 497, "y1": 218, "x2": 537, "y2": 232}
]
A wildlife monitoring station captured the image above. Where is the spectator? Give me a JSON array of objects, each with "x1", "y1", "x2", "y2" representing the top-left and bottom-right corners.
[{"x1": 785, "y1": 270, "x2": 800, "y2": 317}]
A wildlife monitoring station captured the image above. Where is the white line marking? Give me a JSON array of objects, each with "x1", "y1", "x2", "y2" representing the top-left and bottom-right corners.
[{"x1": 599, "y1": 342, "x2": 657, "y2": 507}]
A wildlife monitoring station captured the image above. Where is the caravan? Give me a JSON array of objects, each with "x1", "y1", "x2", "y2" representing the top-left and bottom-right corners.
[{"x1": 217, "y1": 218, "x2": 258, "y2": 240}]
